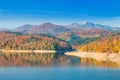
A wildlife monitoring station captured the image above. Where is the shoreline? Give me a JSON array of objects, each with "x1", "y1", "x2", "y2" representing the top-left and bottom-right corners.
[
  {"x1": 65, "y1": 51, "x2": 120, "y2": 64},
  {"x1": 0, "y1": 50, "x2": 57, "y2": 53}
]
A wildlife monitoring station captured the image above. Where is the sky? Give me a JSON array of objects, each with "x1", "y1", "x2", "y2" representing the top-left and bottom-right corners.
[{"x1": 0, "y1": 0, "x2": 120, "y2": 28}]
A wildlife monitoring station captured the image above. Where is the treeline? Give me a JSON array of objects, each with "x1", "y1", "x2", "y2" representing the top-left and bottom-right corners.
[
  {"x1": 78, "y1": 34, "x2": 120, "y2": 53},
  {"x1": 69, "y1": 37, "x2": 100, "y2": 46},
  {"x1": 0, "y1": 32, "x2": 72, "y2": 51}
]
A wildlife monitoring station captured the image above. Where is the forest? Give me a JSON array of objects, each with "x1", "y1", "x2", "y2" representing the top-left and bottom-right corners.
[
  {"x1": 1, "y1": 29, "x2": 120, "y2": 54},
  {"x1": 78, "y1": 31, "x2": 120, "y2": 53},
  {"x1": 0, "y1": 32, "x2": 72, "y2": 51}
]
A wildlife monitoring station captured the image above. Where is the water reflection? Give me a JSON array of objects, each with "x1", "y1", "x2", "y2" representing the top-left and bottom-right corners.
[
  {"x1": 80, "y1": 58, "x2": 120, "y2": 68},
  {"x1": 0, "y1": 52, "x2": 69, "y2": 67},
  {"x1": 0, "y1": 52, "x2": 120, "y2": 68}
]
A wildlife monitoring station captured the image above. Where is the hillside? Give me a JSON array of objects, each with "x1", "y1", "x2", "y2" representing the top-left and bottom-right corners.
[
  {"x1": 28, "y1": 23, "x2": 70, "y2": 35},
  {"x1": 0, "y1": 32, "x2": 72, "y2": 51},
  {"x1": 56, "y1": 28, "x2": 109, "y2": 40},
  {"x1": 13, "y1": 22, "x2": 120, "y2": 35},
  {"x1": 56, "y1": 28, "x2": 109, "y2": 46},
  {"x1": 78, "y1": 31, "x2": 120, "y2": 53},
  {"x1": 13, "y1": 25, "x2": 35, "y2": 33},
  {"x1": 66, "y1": 22, "x2": 120, "y2": 31}
]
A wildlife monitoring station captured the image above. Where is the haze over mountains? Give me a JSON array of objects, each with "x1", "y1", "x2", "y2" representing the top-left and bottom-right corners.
[
  {"x1": 28, "y1": 23, "x2": 70, "y2": 35},
  {"x1": 0, "y1": 22, "x2": 117, "y2": 34},
  {"x1": 13, "y1": 25, "x2": 35, "y2": 33},
  {"x1": 12, "y1": 22, "x2": 120, "y2": 33},
  {"x1": 66, "y1": 22, "x2": 120, "y2": 31},
  {"x1": 9, "y1": 22, "x2": 120, "y2": 35}
]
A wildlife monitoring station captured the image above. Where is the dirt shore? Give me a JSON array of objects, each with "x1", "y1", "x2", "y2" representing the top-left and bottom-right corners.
[
  {"x1": 0, "y1": 50, "x2": 57, "y2": 53},
  {"x1": 65, "y1": 51, "x2": 120, "y2": 64}
]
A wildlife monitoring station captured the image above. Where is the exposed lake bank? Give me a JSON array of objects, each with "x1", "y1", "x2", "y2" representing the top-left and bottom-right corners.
[
  {"x1": 65, "y1": 51, "x2": 120, "y2": 64},
  {"x1": 0, "y1": 50, "x2": 57, "y2": 53}
]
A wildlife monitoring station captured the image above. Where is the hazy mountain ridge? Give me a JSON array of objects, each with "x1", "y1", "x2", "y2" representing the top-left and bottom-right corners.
[
  {"x1": 28, "y1": 23, "x2": 70, "y2": 35},
  {"x1": 12, "y1": 22, "x2": 120, "y2": 34},
  {"x1": 13, "y1": 24, "x2": 35, "y2": 33},
  {"x1": 0, "y1": 28, "x2": 10, "y2": 32},
  {"x1": 66, "y1": 22, "x2": 120, "y2": 31},
  {"x1": 56, "y1": 28, "x2": 109, "y2": 41}
]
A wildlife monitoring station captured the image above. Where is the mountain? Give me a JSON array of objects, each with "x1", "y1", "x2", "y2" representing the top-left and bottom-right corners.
[
  {"x1": 0, "y1": 32, "x2": 72, "y2": 51},
  {"x1": 13, "y1": 24, "x2": 35, "y2": 33},
  {"x1": 0, "y1": 28, "x2": 10, "y2": 32},
  {"x1": 78, "y1": 31, "x2": 120, "y2": 53},
  {"x1": 66, "y1": 22, "x2": 120, "y2": 31},
  {"x1": 55, "y1": 28, "x2": 109, "y2": 46},
  {"x1": 12, "y1": 22, "x2": 120, "y2": 35},
  {"x1": 83, "y1": 22, "x2": 120, "y2": 31},
  {"x1": 56, "y1": 28, "x2": 109, "y2": 41},
  {"x1": 28, "y1": 23, "x2": 70, "y2": 35}
]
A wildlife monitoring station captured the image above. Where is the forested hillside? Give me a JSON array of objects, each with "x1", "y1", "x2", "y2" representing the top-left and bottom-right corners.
[
  {"x1": 0, "y1": 32, "x2": 72, "y2": 51},
  {"x1": 78, "y1": 31, "x2": 120, "y2": 53},
  {"x1": 56, "y1": 28, "x2": 108, "y2": 45}
]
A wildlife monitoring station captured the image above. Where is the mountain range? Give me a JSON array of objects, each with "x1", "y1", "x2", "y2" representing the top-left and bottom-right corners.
[
  {"x1": 0, "y1": 22, "x2": 118, "y2": 46},
  {"x1": 67, "y1": 22, "x2": 120, "y2": 31},
  {"x1": 1, "y1": 22, "x2": 120, "y2": 51},
  {"x1": 11, "y1": 22, "x2": 120, "y2": 34}
]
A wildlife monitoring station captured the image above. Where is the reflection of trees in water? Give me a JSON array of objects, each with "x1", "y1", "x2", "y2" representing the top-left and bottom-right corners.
[
  {"x1": 0, "y1": 52, "x2": 67, "y2": 67},
  {"x1": 0, "y1": 52, "x2": 119, "y2": 68},
  {"x1": 80, "y1": 58, "x2": 120, "y2": 68}
]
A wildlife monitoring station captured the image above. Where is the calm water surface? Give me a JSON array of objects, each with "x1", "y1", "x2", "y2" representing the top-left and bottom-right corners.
[{"x1": 0, "y1": 52, "x2": 120, "y2": 80}]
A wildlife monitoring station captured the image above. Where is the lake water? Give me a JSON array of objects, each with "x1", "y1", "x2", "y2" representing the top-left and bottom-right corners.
[{"x1": 0, "y1": 52, "x2": 120, "y2": 80}]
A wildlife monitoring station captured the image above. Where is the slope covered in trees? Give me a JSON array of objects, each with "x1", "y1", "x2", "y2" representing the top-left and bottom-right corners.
[
  {"x1": 0, "y1": 32, "x2": 72, "y2": 51},
  {"x1": 78, "y1": 31, "x2": 120, "y2": 53},
  {"x1": 56, "y1": 28, "x2": 108, "y2": 46}
]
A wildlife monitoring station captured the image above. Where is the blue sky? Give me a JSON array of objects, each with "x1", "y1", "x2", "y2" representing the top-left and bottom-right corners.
[{"x1": 0, "y1": 0, "x2": 120, "y2": 28}]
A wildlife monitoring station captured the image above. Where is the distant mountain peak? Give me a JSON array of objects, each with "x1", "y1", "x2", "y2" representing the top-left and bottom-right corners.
[
  {"x1": 81, "y1": 21, "x2": 95, "y2": 26},
  {"x1": 12, "y1": 22, "x2": 120, "y2": 35},
  {"x1": 13, "y1": 24, "x2": 35, "y2": 33},
  {"x1": 85, "y1": 21, "x2": 94, "y2": 25},
  {"x1": 0, "y1": 28, "x2": 10, "y2": 31},
  {"x1": 41, "y1": 22, "x2": 56, "y2": 26},
  {"x1": 71, "y1": 23, "x2": 80, "y2": 26},
  {"x1": 28, "y1": 22, "x2": 69, "y2": 35},
  {"x1": 22, "y1": 24, "x2": 34, "y2": 26}
]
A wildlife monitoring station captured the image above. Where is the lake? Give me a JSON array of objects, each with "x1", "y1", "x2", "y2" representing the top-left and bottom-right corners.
[{"x1": 0, "y1": 52, "x2": 120, "y2": 80}]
